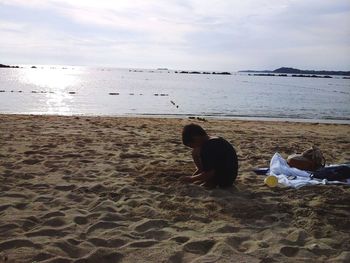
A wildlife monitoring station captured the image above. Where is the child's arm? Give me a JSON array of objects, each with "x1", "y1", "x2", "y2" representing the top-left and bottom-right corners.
[{"x1": 192, "y1": 169, "x2": 201, "y2": 176}]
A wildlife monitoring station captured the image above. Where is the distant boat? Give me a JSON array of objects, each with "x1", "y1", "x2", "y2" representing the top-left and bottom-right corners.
[{"x1": 157, "y1": 68, "x2": 168, "y2": 70}]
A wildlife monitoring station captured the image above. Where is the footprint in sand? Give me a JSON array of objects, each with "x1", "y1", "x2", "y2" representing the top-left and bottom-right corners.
[
  {"x1": 20, "y1": 173, "x2": 36, "y2": 179},
  {"x1": 26, "y1": 228, "x2": 67, "y2": 238},
  {"x1": 280, "y1": 246, "x2": 300, "y2": 257},
  {"x1": 127, "y1": 240, "x2": 159, "y2": 248},
  {"x1": 22, "y1": 158, "x2": 42, "y2": 165},
  {"x1": 142, "y1": 229, "x2": 172, "y2": 241},
  {"x1": 31, "y1": 252, "x2": 55, "y2": 262},
  {"x1": 1, "y1": 170, "x2": 12, "y2": 177},
  {"x1": 99, "y1": 212, "x2": 125, "y2": 222},
  {"x1": 225, "y1": 235, "x2": 250, "y2": 252},
  {"x1": 183, "y1": 239, "x2": 216, "y2": 255},
  {"x1": 0, "y1": 238, "x2": 42, "y2": 250},
  {"x1": 39, "y1": 256, "x2": 72, "y2": 262},
  {"x1": 41, "y1": 211, "x2": 65, "y2": 219},
  {"x1": 89, "y1": 200, "x2": 117, "y2": 213},
  {"x1": 284, "y1": 229, "x2": 308, "y2": 245},
  {"x1": 3, "y1": 192, "x2": 28, "y2": 199},
  {"x1": 88, "y1": 238, "x2": 126, "y2": 248},
  {"x1": 215, "y1": 224, "x2": 240, "y2": 233},
  {"x1": 168, "y1": 251, "x2": 183, "y2": 263},
  {"x1": 0, "y1": 204, "x2": 12, "y2": 213},
  {"x1": 119, "y1": 152, "x2": 147, "y2": 159},
  {"x1": 32, "y1": 183, "x2": 51, "y2": 189},
  {"x1": 74, "y1": 248, "x2": 123, "y2": 263},
  {"x1": 86, "y1": 221, "x2": 124, "y2": 234},
  {"x1": 54, "y1": 184, "x2": 76, "y2": 191},
  {"x1": 24, "y1": 150, "x2": 47, "y2": 155},
  {"x1": 73, "y1": 216, "x2": 88, "y2": 225},
  {"x1": 14, "y1": 202, "x2": 28, "y2": 210},
  {"x1": 22, "y1": 216, "x2": 40, "y2": 231},
  {"x1": 0, "y1": 223, "x2": 20, "y2": 234},
  {"x1": 43, "y1": 217, "x2": 67, "y2": 227},
  {"x1": 34, "y1": 195, "x2": 54, "y2": 203},
  {"x1": 2, "y1": 162, "x2": 15, "y2": 169},
  {"x1": 132, "y1": 219, "x2": 169, "y2": 232},
  {"x1": 53, "y1": 240, "x2": 85, "y2": 259},
  {"x1": 170, "y1": 236, "x2": 190, "y2": 244}
]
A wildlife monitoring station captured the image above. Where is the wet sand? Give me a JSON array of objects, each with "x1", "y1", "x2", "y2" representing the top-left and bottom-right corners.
[{"x1": 0, "y1": 114, "x2": 349, "y2": 263}]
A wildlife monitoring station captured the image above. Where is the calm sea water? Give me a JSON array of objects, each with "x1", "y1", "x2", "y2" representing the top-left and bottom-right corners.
[{"x1": 0, "y1": 66, "x2": 349, "y2": 122}]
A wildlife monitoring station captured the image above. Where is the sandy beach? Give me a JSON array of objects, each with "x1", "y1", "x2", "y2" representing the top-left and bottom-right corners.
[{"x1": 0, "y1": 114, "x2": 349, "y2": 263}]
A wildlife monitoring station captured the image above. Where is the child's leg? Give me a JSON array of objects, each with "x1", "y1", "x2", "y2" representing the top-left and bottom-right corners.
[
  {"x1": 201, "y1": 173, "x2": 218, "y2": 189},
  {"x1": 192, "y1": 147, "x2": 203, "y2": 173}
]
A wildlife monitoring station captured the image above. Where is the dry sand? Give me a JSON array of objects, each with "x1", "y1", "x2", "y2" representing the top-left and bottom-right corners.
[{"x1": 0, "y1": 114, "x2": 349, "y2": 263}]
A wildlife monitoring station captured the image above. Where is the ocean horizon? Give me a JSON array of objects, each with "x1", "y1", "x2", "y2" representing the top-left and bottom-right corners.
[{"x1": 0, "y1": 66, "x2": 349, "y2": 123}]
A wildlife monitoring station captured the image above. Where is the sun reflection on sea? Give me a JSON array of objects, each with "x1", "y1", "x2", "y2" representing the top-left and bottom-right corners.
[{"x1": 19, "y1": 67, "x2": 83, "y2": 115}]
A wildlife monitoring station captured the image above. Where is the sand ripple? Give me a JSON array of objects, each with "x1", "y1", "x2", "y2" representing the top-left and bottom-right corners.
[{"x1": 0, "y1": 115, "x2": 349, "y2": 262}]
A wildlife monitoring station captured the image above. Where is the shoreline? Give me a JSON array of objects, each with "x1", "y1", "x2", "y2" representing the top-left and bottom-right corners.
[
  {"x1": 1, "y1": 114, "x2": 349, "y2": 262},
  {"x1": 2, "y1": 112, "x2": 350, "y2": 125}
]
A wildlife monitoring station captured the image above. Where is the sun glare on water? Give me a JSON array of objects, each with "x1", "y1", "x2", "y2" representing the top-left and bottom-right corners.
[{"x1": 19, "y1": 67, "x2": 83, "y2": 115}]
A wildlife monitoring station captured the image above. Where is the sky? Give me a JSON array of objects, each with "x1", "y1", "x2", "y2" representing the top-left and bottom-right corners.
[{"x1": 0, "y1": 0, "x2": 349, "y2": 71}]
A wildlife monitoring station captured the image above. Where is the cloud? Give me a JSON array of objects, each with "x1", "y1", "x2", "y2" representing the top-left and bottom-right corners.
[{"x1": 0, "y1": 0, "x2": 349, "y2": 70}]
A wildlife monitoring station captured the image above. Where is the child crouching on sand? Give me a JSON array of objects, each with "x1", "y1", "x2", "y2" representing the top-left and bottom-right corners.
[{"x1": 181, "y1": 124, "x2": 238, "y2": 188}]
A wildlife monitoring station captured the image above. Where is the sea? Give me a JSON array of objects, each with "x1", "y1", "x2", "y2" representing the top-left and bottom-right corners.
[{"x1": 0, "y1": 66, "x2": 349, "y2": 123}]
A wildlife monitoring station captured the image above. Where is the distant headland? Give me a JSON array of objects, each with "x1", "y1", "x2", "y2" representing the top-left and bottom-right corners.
[
  {"x1": 2, "y1": 63, "x2": 349, "y2": 79},
  {"x1": 240, "y1": 67, "x2": 350, "y2": 77},
  {"x1": 0, "y1": 63, "x2": 20, "y2": 68}
]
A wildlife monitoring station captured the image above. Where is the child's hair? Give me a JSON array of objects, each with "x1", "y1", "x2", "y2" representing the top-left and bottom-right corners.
[{"x1": 182, "y1": 124, "x2": 207, "y2": 146}]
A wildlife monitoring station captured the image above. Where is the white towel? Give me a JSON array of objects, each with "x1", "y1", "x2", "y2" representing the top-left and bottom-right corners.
[{"x1": 268, "y1": 153, "x2": 350, "y2": 188}]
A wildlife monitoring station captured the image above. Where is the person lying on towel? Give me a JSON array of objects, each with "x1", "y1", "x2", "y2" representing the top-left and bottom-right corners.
[{"x1": 181, "y1": 124, "x2": 238, "y2": 188}]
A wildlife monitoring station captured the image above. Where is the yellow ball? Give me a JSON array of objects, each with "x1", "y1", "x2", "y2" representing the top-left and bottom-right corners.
[{"x1": 264, "y1": 175, "x2": 278, "y2": 187}]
